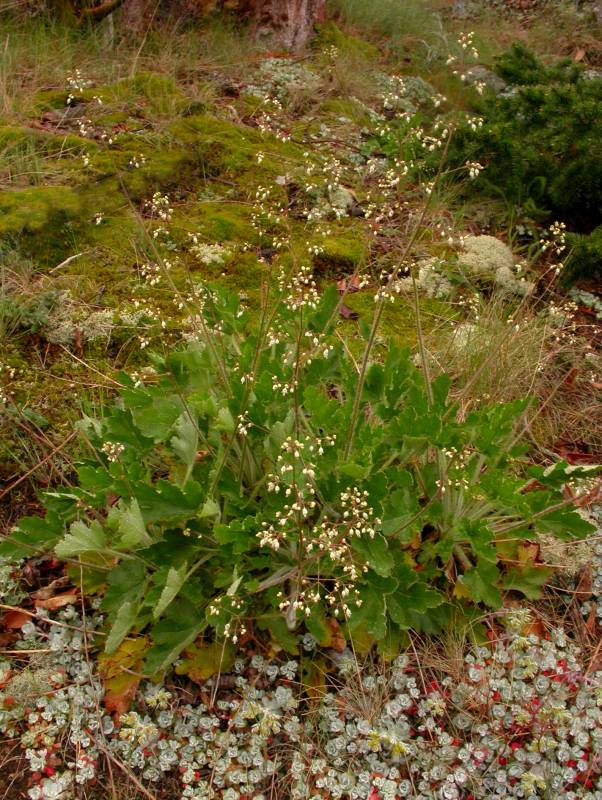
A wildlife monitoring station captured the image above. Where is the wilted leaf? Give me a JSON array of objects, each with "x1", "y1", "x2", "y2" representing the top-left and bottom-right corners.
[
  {"x1": 2, "y1": 609, "x2": 30, "y2": 629},
  {"x1": 34, "y1": 591, "x2": 79, "y2": 610},
  {"x1": 175, "y1": 640, "x2": 236, "y2": 683},
  {"x1": 99, "y1": 637, "x2": 147, "y2": 718},
  {"x1": 339, "y1": 303, "x2": 359, "y2": 320}
]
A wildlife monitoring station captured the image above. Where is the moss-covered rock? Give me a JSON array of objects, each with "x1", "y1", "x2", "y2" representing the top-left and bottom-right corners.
[
  {"x1": 315, "y1": 21, "x2": 379, "y2": 61},
  {"x1": 0, "y1": 185, "x2": 83, "y2": 236},
  {"x1": 312, "y1": 225, "x2": 368, "y2": 276}
]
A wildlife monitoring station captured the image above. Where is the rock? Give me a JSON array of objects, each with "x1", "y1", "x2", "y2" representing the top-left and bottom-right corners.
[
  {"x1": 465, "y1": 66, "x2": 508, "y2": 94},
  {"x1": 450, "y1": 322, "x2": 481, "y2": 354},
  {"x1": 451, "y1": 0, "x2": 474, "y2": 18},
  {"x1": 376, "y1": 73, "x2": 438, "y2": 114}
]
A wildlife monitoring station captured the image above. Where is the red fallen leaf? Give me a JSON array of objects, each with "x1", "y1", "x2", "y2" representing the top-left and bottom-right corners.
[
  {"x1": 339, "y1": 303, "x2": 359, "y2": 320},
  {"x1": 326, "y1": 618, "x2": 346, "y2": 653},
  {"x1": 591, "y1": 382, "x2": 602, "y2": 390},
  {"x1": 99, "y1": 638, "x2": 146, "y2": 720},
  {"x1": 337, "y1": 273, "x2": 363, "y2": 294},
  {"x1": 34, "y1": 591, "x2": 79, "y2": 611},
  {"x1": 525, "y1": 613, "x2": 547, "y2": 639},
  {"x1": 103, "y1": 679, "x2": 138, "y2": 719},
  {"x1": 0, "y1": 667, "x2": 12, "y2": 689},
  {"x1": 2, "y1": 609, "x2": 31, "y2": 629},
  {"x1": 522, "y1": 478, "x2": 545, "y2": 493},
  {"x1": 589, "y1": 639, "x2": 602, "y2": 674},
  {"x1": 585, "y1": 604, "x2": 598, "y2": 638},
  {"x1": 563, "y1": 367, "x2": 579, "y2": 391},
  {"x1": 575, "y1": 563, "x2": 593, "y2": 601},
  {"x1": 554, "y1": 441, "x2": 596, "y2": 464},
  {"x1": 576, "y1": 305, "x2": 597, "y2": 317}
]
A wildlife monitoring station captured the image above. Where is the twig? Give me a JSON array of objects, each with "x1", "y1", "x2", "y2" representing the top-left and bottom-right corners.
[
  {"x1": 0, "y1": 603, "x2": 107, "y2": 638},
  {"x1": 0, "y1": 431, "x2": 77, "y2": 501},
  {"x1": 50, "y1": 252, "x2": 88, "y2": 273},
  {"x1": 95, "y1": 741, "x2": 159, "y2": 800}
]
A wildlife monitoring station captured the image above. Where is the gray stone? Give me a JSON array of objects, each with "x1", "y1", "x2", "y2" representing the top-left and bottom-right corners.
[{"x1": 465, "y1": 66, "x2": 508, "y2": 95}]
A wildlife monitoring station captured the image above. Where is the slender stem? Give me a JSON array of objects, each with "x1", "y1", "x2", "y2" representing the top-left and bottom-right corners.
[{"x1": 343, "y1": 133, "x2": 452, "y2": 459}]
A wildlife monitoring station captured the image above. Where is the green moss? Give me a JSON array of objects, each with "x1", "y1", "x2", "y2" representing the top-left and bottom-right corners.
[
  {"x1": 214, "y1": 251, "x2": 265, "y2": 292},
  {"x1": 0, "y1": 125, "x2": 93, "y2": 163},
  {"x1": 0, "y1": 185, "x2": 83, "y2": 237},
  {"x1": 31, "y1": 89, "x2": 73, "y2": 112},
  {"x1": 315, "y1": 21, "x2": 379, "y2": 61},
  {"x1": 94, "y1": 110, "x2": 131, "y2": 127},
  {"x1": 313, "y1": 225, "x2": 368, "y2": 277},
  {"x1": 119, "y1": 72, "x2": 186, "y2": 116},
  {"x1": 317, "y1": 98, "x2": 371, "y2": 124},
  {"x1": 0, "y1": 125, "x2": 40, "y2": 148},
  {"x1": 32, "y1": 73, "x2": 186, "y2": 117},
  {"x1": 182, "y1": 202, "x2": 256, "y2": 244},
  {"x1": 340, "y1": 292, "x2": 456, "y2": 352},
  {"x1": 169, "y1": 114, "x2": 303, "y2": 181},
  {"x1": 119, "y1": 148, "x2": 206, "y2": 201}
]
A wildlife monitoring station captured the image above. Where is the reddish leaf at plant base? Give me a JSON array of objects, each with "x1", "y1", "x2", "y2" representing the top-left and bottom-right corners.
[{"x1": 2, "y1": 609, "x2": 30, "y2": 629}]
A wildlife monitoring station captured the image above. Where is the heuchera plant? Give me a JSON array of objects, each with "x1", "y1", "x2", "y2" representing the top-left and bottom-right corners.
[{"x1": 4, "y1": 285, "x2": 595, "y2": 674}]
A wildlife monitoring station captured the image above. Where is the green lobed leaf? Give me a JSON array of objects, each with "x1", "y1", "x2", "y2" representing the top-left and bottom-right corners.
[
  {"x1": 144, "y1": 600, "x2": 205, "y2": 676},
  {"x1": 105, "y1": 600, "x2": 140, "y2": 654},
  {"x1": 502, "y1": 565, "x2": 553, "y2": 599},
  {"x1": 108, "y1": 499, "x2": 151, "y2": 550},
  {"x1": 459, "y1": 559, "x2": 502, "y2": 608},
  {"x1": 153, "y1": 563, "x2": 189, "y2": 620},
  {"x1": 170, "y1": 412, "x2": 199, "y2": 482},
  {"x1": 55, "y1": 519, "x2": 106, "y2": 558}
]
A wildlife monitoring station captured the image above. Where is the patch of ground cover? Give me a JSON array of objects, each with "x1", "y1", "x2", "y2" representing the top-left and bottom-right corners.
[{"x1": 0, "y1": 578, "x2": 601, "y2": 799}]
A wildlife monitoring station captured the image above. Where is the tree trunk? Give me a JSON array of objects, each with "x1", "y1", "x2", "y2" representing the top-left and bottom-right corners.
[
  {"x1": 117, "y1": 0, "x2": 155, "y2": 33},
  {"x1": 247, "y1": 0, "x2": 326, "y2": 51}
]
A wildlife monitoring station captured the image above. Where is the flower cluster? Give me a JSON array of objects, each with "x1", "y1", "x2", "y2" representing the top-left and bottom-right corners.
[
  {"x1": 145, "y1": 191, "x2": 173, "y2": 222},
  {"x1": 100, "y1": 441, "x2": 124, "y2": 462},
  {"x1": 282, "y1": 264, "x2": 320, "y2": 311},
  {"x1": 66, "y1": 68, "x2": 92, "y2": 105}
]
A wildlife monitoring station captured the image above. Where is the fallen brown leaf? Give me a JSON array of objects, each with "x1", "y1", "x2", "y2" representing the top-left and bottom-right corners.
[
  {"x1": 34, "y1": 591, "x2": 79, "y2": 610},
  {"x1": 339, "y1": 304, "x2": 359, "y2": 320},
  {"x1": 585, "y1": 604, "x2": 598, "y2": 638},
  {"x1": 337, "y1": 274, "x2": 362, "y2": 295},
  {"x1": 2, "y1": 609, "x2": 31, "y2": 629},
  {"x1": 31, "y1": 576, "x2": 70, "y2": 601},
  {"x1": 575, "y1": 563, "x2": 593, "y2": 601}
]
